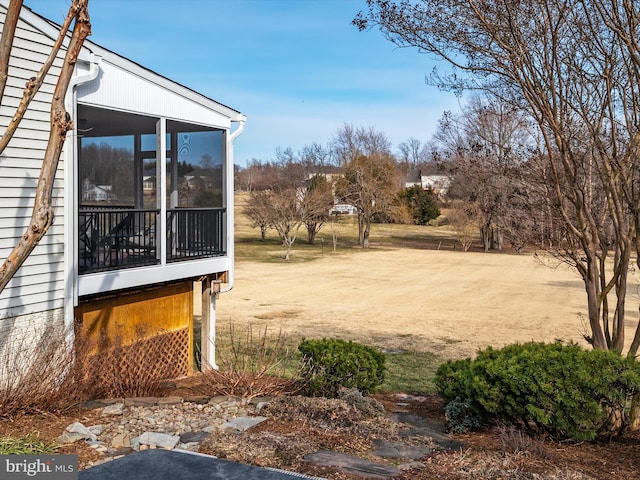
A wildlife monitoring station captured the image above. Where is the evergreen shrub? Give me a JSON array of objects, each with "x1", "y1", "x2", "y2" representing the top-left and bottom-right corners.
[
  {"x1": 298, "y1": 338, "x2": 385, "y2": 397},
  {"x1": 434, "y1": 341, "x2": 640, "y2": 440}
]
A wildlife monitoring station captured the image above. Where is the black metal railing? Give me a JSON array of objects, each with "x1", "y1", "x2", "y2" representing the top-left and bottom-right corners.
[
  {"x1": 167, "y1": 208, "x2": 226, "y2": 262},
  {"x1": 79, "y1": 207, "x2": 159, "y2": 274}
]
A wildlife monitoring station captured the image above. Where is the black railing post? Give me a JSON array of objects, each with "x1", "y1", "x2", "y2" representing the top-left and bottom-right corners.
[
  {"x1": 78, "y1": 207, "x2": 160, "y2": 274},
  {"x1": 166, "y1": 208, "x2": 226, "y2": 262}
]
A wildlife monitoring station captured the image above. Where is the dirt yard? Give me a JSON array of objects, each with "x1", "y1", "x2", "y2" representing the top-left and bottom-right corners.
[{"x1": 217, "y1": 247, "x2": 639, "y2": 359}]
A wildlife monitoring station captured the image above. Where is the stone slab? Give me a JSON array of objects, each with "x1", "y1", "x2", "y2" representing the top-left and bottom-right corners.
[
  {"x1": 66, "y1": 422, "x2": 96, "y2": 440},
  {"x1": 125, "y1": 397, "x2": 159, "y2": 407},
  {"x1": 102, "y1": 403, "x2": 125, "y2": 415},
  {"x1": 183, "y1": 395, "x2": 210, "y2": 404},
  {"x1": 390, "y1": 412, "x2": 464, "y2": 451},
  {"x1": 179, "y1": 431, "x2": 210, "y2": 443},
  {"x1": 372, "y1": 439, "x2": 432, "y2": 459},
  {"x1": 221, "y1": 416, "x2": 268, "y2": 432},
  {"x1": 139, "y1": 432, "x2": 180, "y2": 449},
  {"x1": 304, "y1": 450, "x2": 402, "y2": 479}
]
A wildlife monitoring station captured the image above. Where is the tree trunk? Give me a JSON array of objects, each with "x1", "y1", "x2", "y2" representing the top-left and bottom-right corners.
[
  {"x1": 363, "y1": 217, "x2": 371, "y2": 249},
  {"x1": 629, "y1": 393, "x2": 640, "y2": 432},
  {"x1": 584, "y1": 269, "x2": 608, "y2": 350},
  {"x1": 0, "y1": 1, "x2": 91, "y2": 295},
  {"x1": 0, "y1": 1, "x2": 23, "y2": 103},
  {"x1": 480, "y1": 225, "x2": 490, "y2": 252},
  {"x1": 307, "y1": 222, "x2": 317, "y2": 244},
  {"x1": 492, "y1": 227, "x2": 503, "y2": 251}
]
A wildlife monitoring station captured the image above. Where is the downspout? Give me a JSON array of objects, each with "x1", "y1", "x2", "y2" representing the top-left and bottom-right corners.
[
  {"x1": 220, "y1": 117, "x2": 246, "y2": 294},
  {"x1": 63, "y1": 53, "x2": 100, "y2": 345},
  {"x1": 203, "y1": 118, "x2": 244, "y2": 370}
]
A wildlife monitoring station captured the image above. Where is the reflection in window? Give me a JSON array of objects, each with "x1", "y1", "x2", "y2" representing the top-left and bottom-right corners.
[
  {"x1": 80, "y1": 136, "x2": 134, "y2": 206},
  {"x1": 173, "y1": 129, "x2": 224, "y2": 208}
]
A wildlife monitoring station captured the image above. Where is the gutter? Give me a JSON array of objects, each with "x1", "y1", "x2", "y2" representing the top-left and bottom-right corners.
[
  {"x1": 65, "y1": 52, "x2": 101, "y2": 111},
  {"x1": 220, "y1": 117, "x2": 246, "y2": 294}
]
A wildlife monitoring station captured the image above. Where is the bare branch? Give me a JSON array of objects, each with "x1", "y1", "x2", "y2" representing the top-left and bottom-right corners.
[
  {"x1": 0, "y1": 0, "x2": 82, "y2": 155},
  {"x1": 0, "y1": 0, "x2": 23, "y2": 102},
  {"x1": 0, "y1": 0, "x2": 91, "y2": 293}
]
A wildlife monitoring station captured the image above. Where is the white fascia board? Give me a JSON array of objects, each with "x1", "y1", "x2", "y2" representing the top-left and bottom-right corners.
[
  {"x1": 77, "y1": 257, "x2": 232, "y2": 297},
  {"x1": 84, "y1": 41, "x2": 244, "y2": 122}
]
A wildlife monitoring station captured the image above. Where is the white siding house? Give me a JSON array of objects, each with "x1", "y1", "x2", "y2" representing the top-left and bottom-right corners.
[{"x1": 0, "y1": 2, "x2": 245, "y2": 374}]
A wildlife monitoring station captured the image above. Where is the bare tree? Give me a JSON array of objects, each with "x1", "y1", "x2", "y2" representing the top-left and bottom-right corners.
[
  {"x1": 298, "y1": 142, "x2": 335, "y2": 172},
  {"x1": 433, "y1": 97, "x2": 532, "y2": 252},
  {"x1": 336, "y1": 152, "x2": 400, "y2": 248},
  {"x1": 244, "y1": 174, "x2": 333, "y2": 247},
  {"x1": 447, "y1": 200, "x2": 479, "y2": 252},
  {"x1": 331, "y1": 123, "x2": 392, "y2": 167},
  {"x1": 301, "y1": 175, "x2": 334, "y2": 245},
  {"x1": 0, "y1": 0, "x2": 91, "y2": 294},
  {"x1": 266, "y1": 188, "x2": 305, "y2": 261},
  {"x1": 243, "y1": 190, "x2": 273, "y2": 241},
  {"x1": 355, "y1": 0, "x2": 640, "y2": 357},
  {"x1": 397, "y1": 137, "x2": 428, "y2": 169}
]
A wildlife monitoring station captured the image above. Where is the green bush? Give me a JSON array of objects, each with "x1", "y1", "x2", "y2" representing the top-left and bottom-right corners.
[
  {"x1": 434, "y1": 341, "x2": 640, "y2": 441},
  {"x1": 443, "y1": 396, "x2": 482, "y2": 434},
  {"x1": 298, "y1": 339, "x2": 385, "y2": 397},
  {"x1": 398, "y1": 186, "x2": 441, "y2": 225}
]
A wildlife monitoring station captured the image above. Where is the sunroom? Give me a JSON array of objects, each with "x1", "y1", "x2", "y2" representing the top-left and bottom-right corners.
[
  {"x1": 77, "y1": 105, "x2": 226, "y2": 275},
  {"x1": 68, "y1": 42, "x2": 245, "y2": 300},
  {"x1": 64, "y1": 37, "x2": 245, "y2": 374}
]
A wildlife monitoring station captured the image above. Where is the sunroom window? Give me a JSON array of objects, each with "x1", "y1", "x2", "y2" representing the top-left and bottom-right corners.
[{"x1": 77, "y1": 105, "x2": 226, "y2": 275}]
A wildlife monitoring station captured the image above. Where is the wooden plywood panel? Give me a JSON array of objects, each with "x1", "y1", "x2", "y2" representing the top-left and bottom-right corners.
[{"x1": 75, "y1": 282, "x2": 194, "y2": 372}]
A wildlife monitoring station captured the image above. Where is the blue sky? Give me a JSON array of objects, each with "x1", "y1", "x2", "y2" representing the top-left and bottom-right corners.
[{"x1": 25, "y1": 0, "x2": 462, "y2": 166}]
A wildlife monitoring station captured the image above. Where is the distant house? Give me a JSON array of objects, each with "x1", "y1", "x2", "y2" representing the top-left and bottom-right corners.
[
  {"x1": 404, "y1": 170, "x2": 450, "y2": 198},
  {"x1": 0, "y1": 2, "x2": 245, "y2": 375},
  {"x1": 421, "y1": 175, "x2": 451, "y2": 198},
  {"x1": 81, "y1": 179, "x2": 117, "y2": 202},
  {"x1": 404, "y1": 169, "x2": 423, "y2": 189},
  {"x1": 330, "y1": 204, "x2": 357, "y2": 215}
]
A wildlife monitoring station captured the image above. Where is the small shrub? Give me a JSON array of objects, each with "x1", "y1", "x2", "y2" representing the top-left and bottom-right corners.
[
  {"x1": 198, "y1": 321, "x2": 302, "y2": 399},
  {"x1": 443, "y1": 397, "x2": 482, "y2": 434},
  {"x1": 497, "y1": 424, "x2": 547, "y2": 457},
  {"x1": 298, "y1": 338, "x2": 385, "y2": 397},
  {"x1": 0, "y1": 434, "x2": 57, "y2": 454},
  {"x1": 0, "y1": 322, "x2": 74, "y2": 416},
  {"x1": 435, "y1": 341, "x2": 640, "y2": 441}
]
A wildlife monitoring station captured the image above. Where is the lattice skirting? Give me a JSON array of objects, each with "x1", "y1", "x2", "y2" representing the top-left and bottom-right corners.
[{"x1": 82, "y1": 327, "x2": 191, "y2": 384}]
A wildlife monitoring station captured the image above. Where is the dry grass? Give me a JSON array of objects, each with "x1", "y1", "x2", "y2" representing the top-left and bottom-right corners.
[
  {"x1": 225, "y1": 192, "x2": 640, "y2": 360},
  {"x1": 219, "y1": 248, "x2": 628, "y2": 360}
]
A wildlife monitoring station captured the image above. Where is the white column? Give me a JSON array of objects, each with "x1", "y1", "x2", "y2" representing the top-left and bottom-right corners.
[
  {"x1": 156, "y1": 118, "x2": 167, "y2": 265},
  {"x1": 200, "y1": 279, "x2": 220, "y2": 370}
]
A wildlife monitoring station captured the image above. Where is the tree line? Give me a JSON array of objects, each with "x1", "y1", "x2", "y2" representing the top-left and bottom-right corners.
[
  {"x1": 237, "y1": 95, "x2": 567, "y2": 262},
  {"x1": 238, "y1": 124, "x2": 442, "y2": 260}
]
